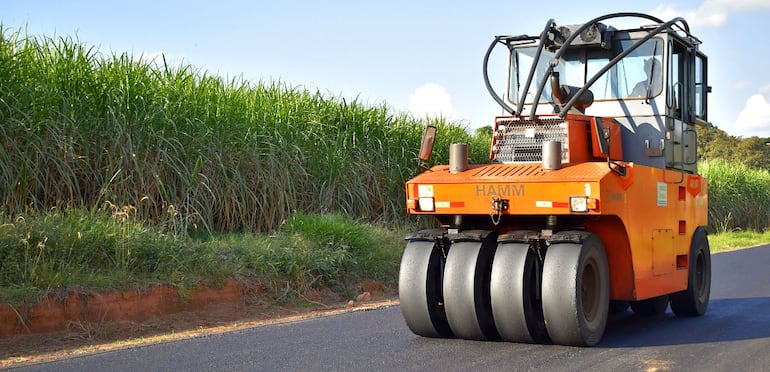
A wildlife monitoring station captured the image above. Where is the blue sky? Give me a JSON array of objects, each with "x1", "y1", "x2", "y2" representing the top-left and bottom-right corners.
[{"x1": 2, "y1": 1, "x2": 770, "y2": 137}]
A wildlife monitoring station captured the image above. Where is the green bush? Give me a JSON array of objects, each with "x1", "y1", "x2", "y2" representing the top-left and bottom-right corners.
[
  {"x1": 0, "y1": 210, "x2": 404, "y2": 304},
  {"x1": 0, "y1": 210, "x2": 199, "y2": 302}
]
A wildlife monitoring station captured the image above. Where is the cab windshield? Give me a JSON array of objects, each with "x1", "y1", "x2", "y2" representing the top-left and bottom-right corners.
[{"x1": 509, "y1": 38, "x2": 663, "y2": 104}]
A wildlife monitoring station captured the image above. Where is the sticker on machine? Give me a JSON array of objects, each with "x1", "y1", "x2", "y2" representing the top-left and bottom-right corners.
[
  {"x1": 435, "y1": 201, "x2": 464, "y2": 209},
  {"x1": 657, "y1": 182, "x2": 667, "y2": 207},
  {"x1": 536, "y1": 200, "x2": 569, "y2": 208}
]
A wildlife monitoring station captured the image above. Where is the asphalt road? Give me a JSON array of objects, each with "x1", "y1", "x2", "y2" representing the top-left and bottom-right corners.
[{"x1": 11, "y1": 245, "x2": 770, "y2": 372}]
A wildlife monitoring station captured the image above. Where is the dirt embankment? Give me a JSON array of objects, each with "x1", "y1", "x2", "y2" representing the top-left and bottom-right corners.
[
  {"x1": 0, "y1": 280, "x2": 396, "y2": 366},
  {"x1": 0, "y1": 282, "x2": 245, "y2": 337}
]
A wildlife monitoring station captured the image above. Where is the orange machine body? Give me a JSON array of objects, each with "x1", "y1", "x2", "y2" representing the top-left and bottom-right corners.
[{"x1": 405, "y1": 114, "x2": 708, "y2": 302}]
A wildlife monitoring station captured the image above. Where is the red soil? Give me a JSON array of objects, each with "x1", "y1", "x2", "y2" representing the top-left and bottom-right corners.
[{"x1": 0, "y1": 281, "x2": 243, "y2": 337}]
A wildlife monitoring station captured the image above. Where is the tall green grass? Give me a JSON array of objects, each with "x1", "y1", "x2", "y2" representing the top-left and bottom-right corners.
[
  {"x1": 701, "y1": 159, "x2": 770, "y2": 233},
  {"x1": 0, "y1": 27, "x2": 487, "y2": 233}
]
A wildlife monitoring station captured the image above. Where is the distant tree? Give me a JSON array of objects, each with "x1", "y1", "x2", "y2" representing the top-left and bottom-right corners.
[
  {"x1": 697, "y1": 122, "x2": 770, "y2": 170},
  {"x1": 475, "y1": 125, "x2": 493, "y2": 137},
  {"x1": 697, "y1": 122, "x2": 738, "y2": 162},
  {"x1": 735, "y1": 136, "x2": 770, "y2": 170}
]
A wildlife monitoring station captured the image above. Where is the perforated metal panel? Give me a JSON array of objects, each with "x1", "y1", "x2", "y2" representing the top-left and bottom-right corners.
[{"x1": 491, "y1": 117, "x2": 568, "y2": 164}]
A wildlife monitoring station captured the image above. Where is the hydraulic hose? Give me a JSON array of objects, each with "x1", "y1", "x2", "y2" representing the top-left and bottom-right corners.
[{"x1": 483, "y1": 36, "x2": 516, "y2": 115}]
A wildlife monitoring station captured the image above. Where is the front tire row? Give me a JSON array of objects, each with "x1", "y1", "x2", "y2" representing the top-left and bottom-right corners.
[{"x1": 399, "y1": 229, "x2": 711, "y2": 347}]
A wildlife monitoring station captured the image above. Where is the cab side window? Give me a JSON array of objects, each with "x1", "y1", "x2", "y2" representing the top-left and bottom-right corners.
[
  {"x1": 669, "y1": 41, "x2": 686, "y2": 119},
  {"x1": 695, "y1": 53, "x2": 708, "y2": 121}
]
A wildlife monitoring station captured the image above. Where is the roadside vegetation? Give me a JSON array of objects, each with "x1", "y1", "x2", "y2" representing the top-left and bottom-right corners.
[
  {"x1": 0, "y1": 27, "x2": 768, "y2": 307},
  {"x1": 701, "y1": 159, "x2": 770, "y2": 233},
  {"x1": 0, "y1": 27, "x2": 489, "y2": 234},
  {"x1": 0, "y1": 211, "x2": 406, "y2": 304},
  {"x1": 0, "y1": 27, "x2": 488, "y2": 305},
  {"x1": 708, "y1": 230, "x2": 770, "y2": 253}
]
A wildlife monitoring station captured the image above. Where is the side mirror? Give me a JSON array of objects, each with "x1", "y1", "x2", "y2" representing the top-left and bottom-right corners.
[
  {"x1": 418, "y1": 125, "x2": 437, "y2": 170},
  {"x1": 550, "y1": 71, "x2": 564, "y2": 104}
]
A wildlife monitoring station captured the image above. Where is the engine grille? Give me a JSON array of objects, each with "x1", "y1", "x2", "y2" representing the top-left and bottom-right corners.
[{"x1": 491, "y1": 117, "x2": 568, "y2": 164}]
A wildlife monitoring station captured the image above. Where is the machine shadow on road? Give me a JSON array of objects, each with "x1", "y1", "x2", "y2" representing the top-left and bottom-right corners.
[{"x1": 598, "y1": 297, "x2": 770, "y2": 348}]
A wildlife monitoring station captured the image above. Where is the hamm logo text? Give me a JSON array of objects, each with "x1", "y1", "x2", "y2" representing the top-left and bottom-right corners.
[{"x1": 475, "y1": 184, "x2": 525, "y2": 197}]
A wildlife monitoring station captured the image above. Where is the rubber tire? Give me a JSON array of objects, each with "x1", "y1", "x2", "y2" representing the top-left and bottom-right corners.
[
  {"x1": 443, "y1": 241, "x2": 498, "y2": 340},
  {"x1": 630, "y1": 295, "x2": 669, "y2": 316},
  {"x1": 490, "y1": 242, "x2": 549, "y2": 343},
  {"x1": 670, "y1": 227, "x2": 711, "y2": 317},
  {"x1": 399, "y1": 240, "x2": 453, "y2": 338},
  {"x1": 542, "y1": 233, "x2": 610, "y2": 346}
]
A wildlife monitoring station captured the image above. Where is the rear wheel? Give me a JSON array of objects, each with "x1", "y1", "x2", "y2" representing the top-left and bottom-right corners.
[
  {"x1": 542, "y1": 233, "x2": 609, "y2": 346},
  {"x1": 490, "y1": 242, "x2": 549, "y2": 343},
  {"x1": 671, "y1": 227, "x2": 711, "y2": 316},
  {"x1": 399, "y1": 240, "x2": 453, "y2": 338},
  {"x1": 443, "y1": 241, "x2": 498, "y2": 340}
]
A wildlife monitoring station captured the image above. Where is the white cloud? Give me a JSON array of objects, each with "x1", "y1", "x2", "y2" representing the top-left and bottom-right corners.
[
  {"x1": 734, "y1": 80, "x2": 753, "y2": 90},
  {"x1": 734, "y1": 93, "x2": 770, "y2": 136},
  {"x1": 718, "y1": 0, "x2": 770, "y2": 11},
  {"x1": 651, "y1": 3, "x2": 723, "y2": 27},
  {"x1": 408, "y1": 83, "x2": 456, "y2": 119},
  {"x1": 652, "y1": 0, "x2": 770, "y2": 28}
]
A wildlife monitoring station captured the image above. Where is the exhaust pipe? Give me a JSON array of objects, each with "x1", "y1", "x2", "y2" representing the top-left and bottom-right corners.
[
  {"x1": 542, "y1": 141, "x2": 562, "y2": 170},
  {"x1": 449, "y1": 143, "x2": 469, "y2": 173}
]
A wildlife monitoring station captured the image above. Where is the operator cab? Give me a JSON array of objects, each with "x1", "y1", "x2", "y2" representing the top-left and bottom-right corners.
[{"x1": 484, "y1": 14, "x2": 709, "y2": 173}]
